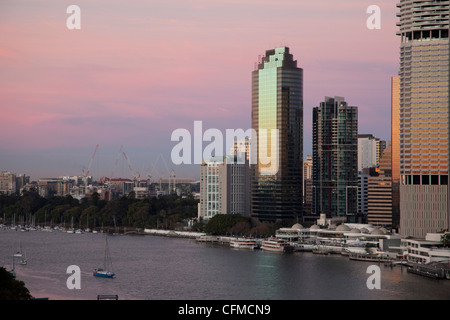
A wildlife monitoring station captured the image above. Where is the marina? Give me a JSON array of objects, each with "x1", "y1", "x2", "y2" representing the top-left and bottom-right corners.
[{"x1": 1, "y1": 226, "x2": 450, "y2": 300}]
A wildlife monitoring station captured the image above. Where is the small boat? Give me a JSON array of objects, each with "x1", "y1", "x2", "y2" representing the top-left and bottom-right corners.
[
  {"x1": 261, "y1": 238, "x2": 293, "y2": 253},
  {"x1": 93, "y1": 236, "x2": 116, "y2": 279},
  {"x1": 312, "y1": 248, "x2": 329, "y2": 255},
  {"x1": 230, "y1": 238, "x2": 259, "y2": 250},
  {"x1": 93, "y1": 268, "x2": 116, "y2": 278},
  {"x1": 13, "y1": 242, "x2": 24, "y2": 257}
]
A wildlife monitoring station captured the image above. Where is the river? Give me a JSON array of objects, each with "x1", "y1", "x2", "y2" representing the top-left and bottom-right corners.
[{"x1": 1, "y1": 228, "x2": 450, "y2": 300}]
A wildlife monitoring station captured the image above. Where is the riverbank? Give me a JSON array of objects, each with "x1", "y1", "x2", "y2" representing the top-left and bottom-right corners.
[{"x1": 5, "y1": 223, "x2": 450, "y2": 282}]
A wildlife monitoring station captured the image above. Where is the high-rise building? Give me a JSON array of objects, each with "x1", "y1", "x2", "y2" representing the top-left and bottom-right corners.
[
  {"x1": 367, "y1": 142, "x2": 393, "y2": 227},
  {"x1": 391, "y1": 76, "x2": 400, "y2": 229},
  {"x1": 251, "y1": 47, "x2": 303, "y2": 221},
  {"x1": 303, "y1": 155, "x2": 313, "y2": 213},
  {"x1": 396, "y1": 0, "x2": 450, "y2": 238},
  {"x1": 358, "y1": 134, "x2": 383, "y2": 171},
  {"x1": 358, "y1": 170, "x2": 370, "y2": 218},
  {"x1": 199, "y1": 156, "x2": 250, "y2": 221},
  {"x1": 312, "y1": 97, "x2": 358, "y2": 220}
]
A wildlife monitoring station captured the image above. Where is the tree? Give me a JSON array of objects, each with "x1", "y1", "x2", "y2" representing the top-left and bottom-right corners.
[
  {"x1": 441, "y1": 232, "x2": 450, "y2": 247},
  {"x1": 80, "y1": 205, "x2": 99, "y2": 229},
  {"x1": 249, "y1": 224, "x2": 272, "y2": 237},
  {"x1": 204, "y1": 214, "x2": 249, "y2": 235},
  {"x1": 0, "y1": 267, "x2": 32, "y2": 300},
  {"x1": 229, "y1": 221, "x2": 251, "y2": 235}
]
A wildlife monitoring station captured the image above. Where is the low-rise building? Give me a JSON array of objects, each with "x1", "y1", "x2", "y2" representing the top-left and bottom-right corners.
[{"x1": 401, "y1": 233, "x2": 450, "y2": 264}]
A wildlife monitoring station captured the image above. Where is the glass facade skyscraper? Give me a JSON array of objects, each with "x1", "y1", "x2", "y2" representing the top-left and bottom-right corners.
[
  {"x1": 312, "y1": 97, "x2": 358, "y2": 220},
  {"x1": 251, "y1": 47, "x2": 303, "y2": 221},
  {"x1": 396, "y1": 0, "x2": 450, "y2": 237}
]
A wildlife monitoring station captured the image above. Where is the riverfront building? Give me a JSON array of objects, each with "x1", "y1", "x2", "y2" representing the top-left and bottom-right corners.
[
  {"x1": 251, "y1": 47, "x2": 303, "y2": 221},
  {"x1": 396, "y1": 0, "x2": 450, "y2": 237},
  {"x1": 199, "y1": 155, "x2": 250, "y2": 220},
  {"x1": 312, "y1": 97, "x2": 358, "y2": 221}
]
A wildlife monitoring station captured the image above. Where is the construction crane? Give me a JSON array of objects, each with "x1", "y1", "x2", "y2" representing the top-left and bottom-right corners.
[
  {"x1": 169, "y1": 169, "x2": 176, "y2": 194},
  {"x1": 148, "y1": 153, "x2": 175, "y2": 194},
  {"x1": 110, "y1": 145, "x2": 123, "y2": 180},
  {"x1": 122, "y1": 151, "x2": 140, "y2": 186},
  {"x1": 82, "y1": 144, "x2": 99, "y2": 187}
]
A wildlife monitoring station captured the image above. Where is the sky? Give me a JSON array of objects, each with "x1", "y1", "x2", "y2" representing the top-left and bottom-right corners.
[{"x1": 0, "y1": 0, "x2": 399, "y2": 181}]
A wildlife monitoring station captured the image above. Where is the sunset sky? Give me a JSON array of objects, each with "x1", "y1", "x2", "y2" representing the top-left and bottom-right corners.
[{"x1": 0, "y1": 0, "x2": 399, "y2": 181}]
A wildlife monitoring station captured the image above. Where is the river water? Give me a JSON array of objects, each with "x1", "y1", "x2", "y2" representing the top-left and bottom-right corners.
[{"x1": 1, "y1": 228, "x2": 449, "y2": 300}]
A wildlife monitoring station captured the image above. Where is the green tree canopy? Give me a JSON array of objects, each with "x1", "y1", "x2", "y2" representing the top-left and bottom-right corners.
[
  {"x1": 0, "y1": 267, "x2": 32, "y2": 300},
  {"x1": 204, "y1": 214, "x2": 249, "y2": 235}
]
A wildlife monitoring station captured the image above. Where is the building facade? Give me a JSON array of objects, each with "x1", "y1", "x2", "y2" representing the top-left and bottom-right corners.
[
  {"x1": 391, "y1": 76, "x2": 401, "y2": 231},
  {"x1": 0, "y1": 171, "x2": 16, "y2": 195},
  {"x1": 199, "y1": 156, "x2": 250, "y2": 221},
  {"x1": 367, "y1": 143, "x2": 393, "y2": 227},
  {"x1": 303, "y1": 155, "x2": 313, "y2": 214},
  {"x1": 358, "y1": 134, "x2": 379, "y2": 172},
  {"x1": 396, "y1": 0, "x2": 450, "y2": 237},
  {"x1": 312, "y1": 96, "x2": 358, "y2": 220},
  {"x1": 251, "y1": 47, "x2": 303, "y2": 221}
]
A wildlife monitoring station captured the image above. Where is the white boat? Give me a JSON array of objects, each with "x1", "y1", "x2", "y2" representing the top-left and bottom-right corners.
[
  {"x1": 13, "y1": 242, "x2": 24, "y2": 257},
  {"x1": 230, "y1": 238, "x2": 259, "y2": 250},
  {"x1": 66, "y1": 217, "x2": 75, "y2": 233},
  {"x1": 294, "y1": 243, "x2": 315, "y2": 251},
  {"x1": 261, "y1": 238, "x2": 294, "y2": 253}
]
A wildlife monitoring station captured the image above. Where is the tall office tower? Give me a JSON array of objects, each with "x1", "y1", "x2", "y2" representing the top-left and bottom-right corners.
[
  {"x1": 358, "y1": 134, "x2": 382, "y2": 171},
  {"x1": 231, "y1": 138, "x2": 251, "y2": 161},
  {"x1": 358, "y1": 170, "x2": 369, "y2": 218},
  {"x1": 312, "y1": 97, "x2": 358, "y2": 221},
  {"x1": 377, "y1": 140, "x2": 387, "y2": 165},
  {"x1": 199, "y1": 156, "x2": 250, "y2": 221},
  {"x1": 303, "y1": 155, "x2": 313, "y2": 213},
  {"x1": 397, "y1": 0, "x2": 450, "y2": 237},
  {"x1": 391, "y1": 76, "x2": 401, "y2": 229},
  {"x1": 368, "y1": 143, "x2": 393, "y2": 227},
  {"x1": 251, "y1": 47, "x2": 303, "y2": 221}
]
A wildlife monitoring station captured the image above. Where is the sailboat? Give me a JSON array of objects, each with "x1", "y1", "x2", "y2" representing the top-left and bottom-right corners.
[
  {"x1": 66, "y1": 217, "x2": 74, "y2": 233},
  {"x1": 93, "y1": 236, "x2": 116, "y2": 278},
  {"x1": 13, "y1": 242, "x2": 27, "y2": 265},
  {"x1": 13, "y1": 242, "x2": 24, "y2": 257}
]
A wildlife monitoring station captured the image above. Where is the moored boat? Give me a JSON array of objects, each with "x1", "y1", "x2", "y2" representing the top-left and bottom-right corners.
[
  {"x1": 93, "y1": 236, "x2": 116, "y2": 279},
  {"x1": 230, "y1": 238, "x2": 259, "y2": 250},
  {"x1": 93, "y1": 268, "x2": 116, "y2": 278},
  {"x1": 261, "y1": 238, "x2": 294, "y2": 253}
]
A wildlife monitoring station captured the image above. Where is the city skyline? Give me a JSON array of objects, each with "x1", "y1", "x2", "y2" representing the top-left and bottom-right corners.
[{"x1": 1, "y1": 0, "x2": 399, "y2": 181}]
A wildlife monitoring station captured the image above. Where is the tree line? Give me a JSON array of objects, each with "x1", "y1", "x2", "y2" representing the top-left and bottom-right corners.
[
  {"x1": 0, "y1": 191, "x2": 199, "y2": 231},
  {"x1": 0, "y1": 191, "x2": 300, "y2": 236}
]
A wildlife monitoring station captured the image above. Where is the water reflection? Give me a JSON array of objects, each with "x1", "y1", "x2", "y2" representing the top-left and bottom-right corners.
[{"x1": 1, "y1": 229, "x2": 450, "y2": 300}]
